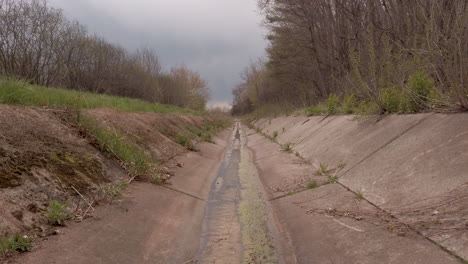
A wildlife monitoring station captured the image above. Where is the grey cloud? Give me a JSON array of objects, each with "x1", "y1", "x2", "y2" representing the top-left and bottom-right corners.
[{"x1": 48, "y1": 0, "x2": 267, "y2": 103}]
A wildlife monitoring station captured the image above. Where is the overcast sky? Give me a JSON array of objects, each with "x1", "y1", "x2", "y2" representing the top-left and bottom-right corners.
[{"x1": 47, "y1": 0, "x2": 267, "y2": 106}]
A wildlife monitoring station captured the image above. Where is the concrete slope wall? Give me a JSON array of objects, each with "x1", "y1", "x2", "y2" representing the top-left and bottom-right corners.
[{"x1": 251, "y1": 113, "x2": 468, "y2": 260}]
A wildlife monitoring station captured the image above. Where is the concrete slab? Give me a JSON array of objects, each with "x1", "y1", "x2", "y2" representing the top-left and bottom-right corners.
[
  {"x1": 18, "y1": 183, "x2": 205, "y2": 264},
  {"x1": 272, "y1": 184, "x2": 460, "y2": 264},
  {"x1": 340, "y1": 113, "x2": 468, "y2": 259},
  {"x1": 17, "y1": 130, "x2": 233, "y2": 264},
  {"x1": 258, "y1": 114, "x2": 431, "y2": 172},
  {"x1": 249, "y1": 112, "x2": 468, "y2": 261},
  {"x1": 247, "y1": 132, "x2": 323, "y2": 200},
  {"x1": 170, "y1": 129, "x2": 232, "y2": 200}
]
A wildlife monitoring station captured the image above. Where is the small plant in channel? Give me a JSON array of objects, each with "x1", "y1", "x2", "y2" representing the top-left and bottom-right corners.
[
  {"x1": 355, "y1": 191, "x2": 364, "y2": 200},
  {"x1": 282, "y1": 142, "x2": 293, "y2": 153},
  {"x1": 307, "y1": 180, "x2": 318, "y2": 189},
  {"x1": 328, "y1": 175, "x2": 339, "y2": 184},
  {"x1": 315, "y1": 163, "x2": 329, "y2": 175}
]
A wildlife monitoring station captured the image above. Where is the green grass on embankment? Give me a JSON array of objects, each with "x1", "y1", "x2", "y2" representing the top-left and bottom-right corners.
[{"x1": 0, "y1": 78, "x2": 193, "y2": 114}]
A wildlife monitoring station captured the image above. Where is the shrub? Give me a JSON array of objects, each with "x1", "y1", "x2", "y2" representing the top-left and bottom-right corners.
[
  {"x1": 326, "y1": 94, "x2": 340, "y2": 115},
  {"x1": 341, "y1": 94, "x2": 358, "y2": 114},
  {"x1": 45, "y1": 200, "x2": 71, "y2": 226},
  {"x1": 305, "y1": 105, "x2": 323, "y2": 116},
  {"x1": 355, "y1": 101, "x2": 378, "y2": 115},
  {"x1": 0, "y1": 234, "x2": 33, "y2": 254},
  {"x1": 381, "y1": 88, "x2": 402, "y2": 113},
  {"x1": 407, "y1": 71, "x2": 434, "y2": 111}
]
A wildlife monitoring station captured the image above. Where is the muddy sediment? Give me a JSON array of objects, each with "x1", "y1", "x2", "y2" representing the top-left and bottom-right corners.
[
  {"x1": 238, "y1": 128, "x2": 277, "y2": 263},
  {"x1": 195, "y1": 122, "x2": 278, "y2": 263}
]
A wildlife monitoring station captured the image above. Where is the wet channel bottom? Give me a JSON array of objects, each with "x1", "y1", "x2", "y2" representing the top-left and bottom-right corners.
[{"x1": 195, "y1": 122, "x2": 277, "y2": 263}]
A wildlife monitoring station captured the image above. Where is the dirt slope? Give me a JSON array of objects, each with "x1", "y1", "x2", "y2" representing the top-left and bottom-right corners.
[
  {"x1": 0, "y1": 105, "x2": 228, "y2": 262},
  {"x1": 15, "y1": 130, "x2": 231, "y2": 264},
  {"x1": 0, "y1": 106, "x2": 126, "y2": 238}
]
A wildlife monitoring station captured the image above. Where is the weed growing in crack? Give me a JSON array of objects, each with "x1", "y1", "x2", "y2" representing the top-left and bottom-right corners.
[
  {"x1": 102, "y1": 182, "x2": 128, "y2": 198},
  {"x1": 272, "y1": 131, "x2": 278, "y2": 139},
  {"x1": 355, "y1": 191, "x2": 364, "y2": 200},
  {"x1": 282, "y1": 142, "x2": 293, "y2": 153},
  {"x1": 152, "y1": 173, "x2": 164, "y2": 185},
  {"x1": 337, "y1": 161, "x2": 346, "y2": 169},
  {"x1": 45, "y1": 200, "x2": 71, "y2": 226},
  {"x1": 315, "y1": 163, "x2": 329, "y2": 175},
  {"x1": 307, "y1": 180, "x2": 318, "y2": 189},
  {"x1": 328, "y1": 175, "x2": 339, "y2": 184}
]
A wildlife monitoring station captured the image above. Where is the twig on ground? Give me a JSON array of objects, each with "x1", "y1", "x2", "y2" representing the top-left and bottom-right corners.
[{"x1": 72, "y1": 186, "x2": 95, "y2": 212}]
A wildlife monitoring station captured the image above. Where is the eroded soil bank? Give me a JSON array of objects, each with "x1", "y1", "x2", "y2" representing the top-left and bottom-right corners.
[
  {"x1": 247, "y1": 113, "x2": 468, "y2": 263},
  {"x1": 14, "y1": 127, "x2": 232, "y2": 264},
  {"x1": 0, "y1": 105, "x2": 230, "y2": 263}
]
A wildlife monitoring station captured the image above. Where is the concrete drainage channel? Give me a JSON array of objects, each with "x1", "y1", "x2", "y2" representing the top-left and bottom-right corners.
[{"x1": 193, "y1": 121, "x2": 278, "y2": 263}]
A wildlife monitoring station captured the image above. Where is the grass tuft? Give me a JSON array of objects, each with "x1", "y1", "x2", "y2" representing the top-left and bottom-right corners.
[
  {"x1": 307, "y1": 180, "x2": 318, "y2": 189},
  {"x1": 272, "y1": 131, "x2": 278, "y2": 139},
  {"x1": 315, "y1": 163, "x2": 329, "y2": 175},
  {"x1": 282, "y1": 142, "x2": 293, "y2": 153},
  {"x1": 328, "y1": 175, "x2": 339, "y2": 184},
  {"x1": 101, "y1": 182, "x2": 128, "y2": 198},
  {"x1": 355, "y1": 191, "x2": 364, "y2": 200}
]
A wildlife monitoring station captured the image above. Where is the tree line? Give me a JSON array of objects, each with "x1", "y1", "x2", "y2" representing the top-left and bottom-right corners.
[
  {"x1": 0, "y1": 0, "x2": 210, "y2": 111},
  {"x1": 233, "y1": 0, "x2": 467, "y2": 115}
]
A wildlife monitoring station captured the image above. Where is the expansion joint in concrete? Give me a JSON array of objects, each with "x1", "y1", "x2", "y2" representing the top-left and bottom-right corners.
[{"x1": 339, "y1": 113, "x2": 435, "y2": 178}]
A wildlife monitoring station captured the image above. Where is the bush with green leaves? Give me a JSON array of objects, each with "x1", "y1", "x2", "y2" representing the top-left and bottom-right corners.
[
  {"x1": 381, "y1": 88, "x2": 403, "y2": 113},
  {"x1": 407, "y1": 71, "x2": 434, "y2": 111},
  {"x1": 305, "y1": 105, "x2": 323, "y2": 116},
  {"x1": 326, "y1": 94, "x2": 340, "y2": 115},
  {"x1": 341, "y1": 95, "x2": 358, "y2": 114},
  {"x1": 45, "y1": 200, "x2": 71, "y2": 226},
  {"x1": 0, "y1": 234, "x2": 33, "y2": 255}
]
